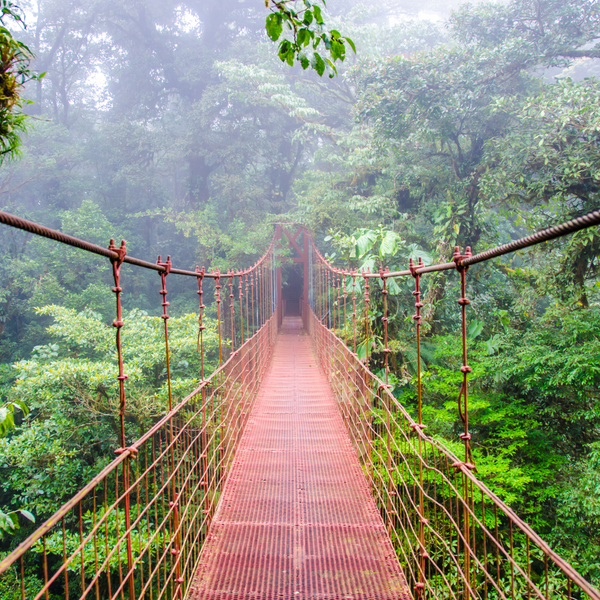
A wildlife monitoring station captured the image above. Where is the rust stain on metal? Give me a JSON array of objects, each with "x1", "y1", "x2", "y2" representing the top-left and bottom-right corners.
[{"x1": 191, "y1": 317, "x2": 410, "y2": 600}]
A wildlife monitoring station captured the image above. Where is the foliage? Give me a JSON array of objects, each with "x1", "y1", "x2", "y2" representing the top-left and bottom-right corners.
[
  {"x1": 265, "y1": 0, "x2": 355, "y2": 76},
  {"x1": 0, "y1": 505, "x2": 33, "y2": 540},
  {"x1": 0, "y1": 0, "x2": 599, "y2": 585},
  {"x1": 33, "y1": 505, "x2": 169, "y2": 579},
  {"x1": 0, "y1": 561, "x2": 42, "y2": 600},
  {"x1": 551, "y1": 441, "x2": 600, "y2": 582},
  {"x1": 0, "y1": 397, "x2": 26, "y2": 436},
  {"x1": 0, "y1": 306, "x2": 219, "y2": 518},
  {"x1": 326, "y1": 225, "x2": 433, "y2": 272},
  {"x1": 0, "y1": 1, "x2": 39, "y2": 160},
  {"x1": 483, "y1": 77, "x2": 600, "y2": 211}
]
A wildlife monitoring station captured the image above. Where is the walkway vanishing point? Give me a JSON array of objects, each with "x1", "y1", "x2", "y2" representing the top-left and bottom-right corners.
[{"x1": 191, "y1": 317, "x2": 410, "y2": 599}]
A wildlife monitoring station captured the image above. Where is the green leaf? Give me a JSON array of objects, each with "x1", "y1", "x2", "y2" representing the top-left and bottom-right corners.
[
  {"x1": 325, "y1": 57, "x2": 337, "y2": 77},
  {"x1": 388, "y1": 278, "x2": 401, "y2": 295},
  {"x1": 380, "y1": 231, "x2": 400, "y2": 257},
  {"x1": 330, "y1": 39, "x2": 345, "y2": 62},
  {"x1": 313, "y1": 52, "x2": 325, "y2": 77},
  {"x1": 0, "y1": 404, "x2": 15, "y2": 437},
  {"x1": 404, "y1": 244, "x2": 432, "y2": 265},
  {"x1": 303, "y1": 10, "x2": 313, "y2": 26},
  {"x1": 278, "y1": 40, "x2": 295, "y2": 66},
  {"x1": 467, "y1": 319, "x2": 484, "y2": 341},
  {"x1": 356, "y1": 230, "x2": 377, "y2": 257},
  {"x1": 344, "y1": 36, "x2": 356, "y2": 53},
  {"x1": 360, "y1": 257, "x2": 376, "y2": 273},
  {"x1": 265, "y1": 13, "x2": 283, "y2": 41},
  {"x1": 18, "y1": 509, "x2": 35, "y2": 523},
  {"x1": 297, "y1": 27, "x2": 309, "y2": 47},
  {"x1": 313, "y1": 5, "x2": 324, "y2": 24}
]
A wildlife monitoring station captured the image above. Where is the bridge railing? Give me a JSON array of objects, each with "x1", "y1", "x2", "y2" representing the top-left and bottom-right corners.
[
  {"x1": 305, "y1": 210, "x2": 600, "y2": 600},
  {"x1": 0, "y1": 212, "x2": 279, "y2": 600}
]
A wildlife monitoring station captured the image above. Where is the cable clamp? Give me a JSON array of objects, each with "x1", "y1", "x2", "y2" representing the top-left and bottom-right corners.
[
  {"x1": 452, "y1": 460, "x2": 476, "y2": 470},
  {"x1": 157, "y1": 255, "x2": 172, "y2": 274},
  {"x1": 115, "y1": 446, "x2": 138, "y2": 456},
  {"x1": 108, "y1": 239, "x2": 127, "y2": 265},
  {"x1": 453, "y1": 246, "x2": 472, "y2": 270}
]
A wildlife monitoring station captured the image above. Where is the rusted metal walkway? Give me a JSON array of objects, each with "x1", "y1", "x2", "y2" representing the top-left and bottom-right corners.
[{"x1": 191, "y1": 316, "x2": 409, "y2": 600}]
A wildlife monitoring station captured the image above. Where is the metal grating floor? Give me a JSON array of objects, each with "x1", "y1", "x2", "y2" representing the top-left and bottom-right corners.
[{"x1": 190, "y1": 317, "x2": 411, "y2": 600}]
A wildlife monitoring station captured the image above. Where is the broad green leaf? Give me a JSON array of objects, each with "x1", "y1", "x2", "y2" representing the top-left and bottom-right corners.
[
  {"x1": 360, "y1": 257, "x2": 376, "y2": 274},
  {"x1": 313, "y1": 52, "x2": 325, "y2": 76},
  {"x1": 380, "y1": 231, "x2": 401, "y2": 257},
  {"x1": 325, "y1": 57, "x2": 337, "y2": 77},
  {"x1": 405, "y1": 244, "x2": 433, "y2": 266},
  {"x1": 356, "y1": 340, "x2": 367, "y2": 360},
  {"x1": 356, "y1": 230, "x2": 377, "y2": 257},
  {"x1": 467, "y1": 319, "x2": 484, "y2": 341},
  {"x1": 330, "y1": 39, "x2": 345, "y2": 62},
  {"x1": 388, "y1": 278, "x2": 402, "y2": 295},
  {"x1": 297, "y1": 27, "x2": 309, "y2": 47},
  {"x1": 265, "y1": 13, "x2": 283, "y2": 41},
  {"x1": 313, "y1": 5, "x2": 324, "y2": 24}
]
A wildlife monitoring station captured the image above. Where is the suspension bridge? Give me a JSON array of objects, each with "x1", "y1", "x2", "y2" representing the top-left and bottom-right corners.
[{"x1": 0, "y1": 210, "x2": 600, "y2": 600}]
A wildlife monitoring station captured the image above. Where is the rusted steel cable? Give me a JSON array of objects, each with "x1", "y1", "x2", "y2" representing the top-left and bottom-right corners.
[
  {"x1": 0, "y1": 210, "x2": 120, "y2": 258},
  {"x1": 4, "y1": 207, "x2": 598, "y2": 280},
  {"x1": 108, "y1": 238, "x2": 135, "y2": 600},
  {"x1": 454, "y1": 247, "x2": 476, "y2": 472},
  {"x1": 0, "y1": 210, "x2": 244, "y2": 278},
  {"x1": 463, "y1": 208, "x2": 600, "y2": 266},
  {"x1": 310, "y1": 208, "x2": 600, "y2": 278}
]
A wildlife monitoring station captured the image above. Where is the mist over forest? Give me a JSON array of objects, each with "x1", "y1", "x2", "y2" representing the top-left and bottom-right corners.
[{"x1": 1, "y1": 0, "x2": 600, "y2": 595}]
